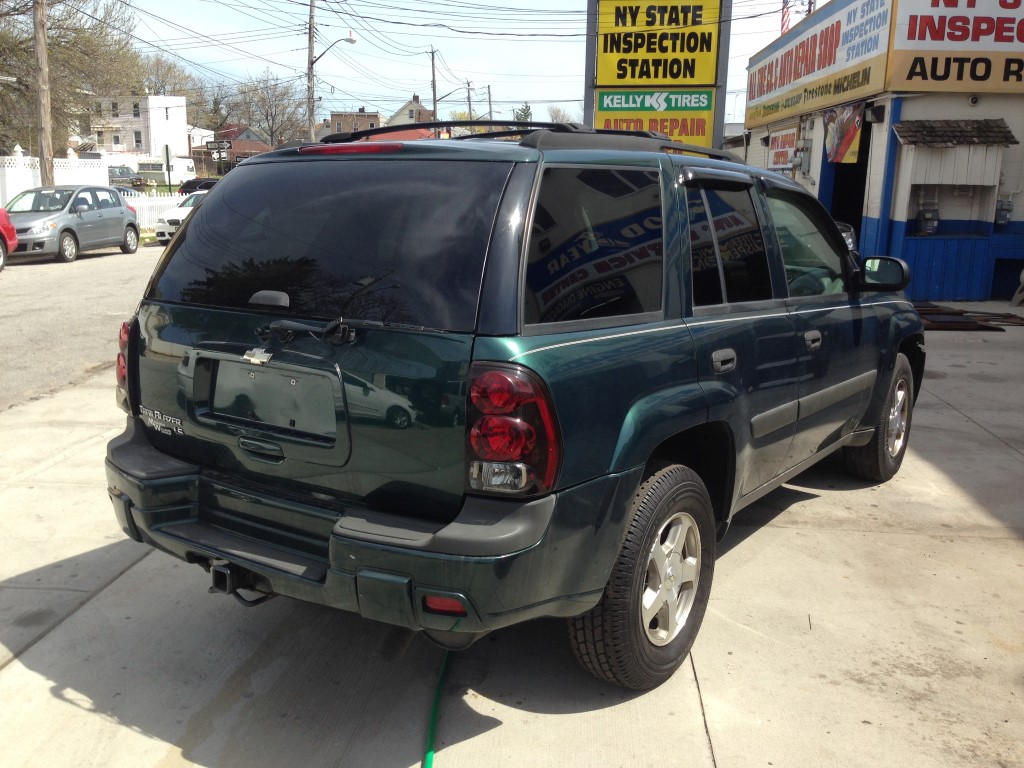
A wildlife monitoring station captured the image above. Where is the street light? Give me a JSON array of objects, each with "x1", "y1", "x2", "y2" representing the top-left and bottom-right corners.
[{"x1": 307, "y1": 26, "x2": 356, "y2": 142}]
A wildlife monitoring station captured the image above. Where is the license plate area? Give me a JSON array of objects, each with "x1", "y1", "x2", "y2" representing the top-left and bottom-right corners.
[{"x1": 198, "y1": 357, "x2": 340, "y2": 444}]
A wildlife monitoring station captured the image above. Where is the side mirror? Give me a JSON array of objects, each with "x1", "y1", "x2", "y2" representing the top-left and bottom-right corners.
[
  {"x1": 74, "y1": 204, "x2": 89, "y2": 214},
  {"x1": 854, "y1": 256, "x2": 910, "y2": 292}
]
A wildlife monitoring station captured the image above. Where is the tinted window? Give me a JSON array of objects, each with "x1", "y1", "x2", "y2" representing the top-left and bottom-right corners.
[
  {"x1": 704, "y1": 188, "x2": 772, "y2": 303},
  {"x1": 765, "y1": 188, "x2": 847, "y2": 297},
  {"x1": 524, "y1": 166, "x2": 663, "y2": 324},
  {"x1": 148, "y1": 160, "x2": 513, "y2": 331},
  {"x1": 686, "y1": 188, "x2": 724, "y2": 307}
]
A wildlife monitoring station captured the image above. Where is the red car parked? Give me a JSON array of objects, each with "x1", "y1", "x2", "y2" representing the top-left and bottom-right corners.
[{"x1": 0, "y1": 207, "x2": 18, "y2": 272}]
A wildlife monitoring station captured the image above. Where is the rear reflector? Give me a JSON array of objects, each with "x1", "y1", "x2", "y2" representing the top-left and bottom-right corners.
[
  {"x1": 423, "y1": 595, "x2": 468, "y2": 616},
  {"x1": 298, "y1": 143, "x2": 403, "y2": 155}
]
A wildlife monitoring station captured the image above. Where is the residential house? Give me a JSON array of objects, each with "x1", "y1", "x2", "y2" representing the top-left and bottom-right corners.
[
  {"x1": 86, "y1": 94, "x2": 189, "y2": 159},
  {"x1": 215, "y1": 124, "x2": 273, "y2": 167},
  {"x1": 315, "y1": 107, "x2": 384, "y2": 139},
  {"x1": 387, "y1": 95, "x2": 436, "y2": 127}
]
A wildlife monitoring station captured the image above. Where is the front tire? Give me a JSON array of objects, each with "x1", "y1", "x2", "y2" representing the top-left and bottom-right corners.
[
  {"x1": 120, "y1": 226, "x2": 139, "y2": 254},
  {"x1": 569, "y1": 464, "x2": 716, "y2": 690},
  {"x1": 0, "y1": 239, "x2": 6, "y2": 272},
  {"x1": 56, "y1": 232, "x2": 78, "y2": 263},
  {"x1": 844, "y1": 352, "x2": 915, "y2": 482}
]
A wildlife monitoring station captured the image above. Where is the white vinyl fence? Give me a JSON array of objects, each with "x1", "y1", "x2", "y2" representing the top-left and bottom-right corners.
[{"x1": 124, "y1": 192, "x2": 183, "y2": 230}]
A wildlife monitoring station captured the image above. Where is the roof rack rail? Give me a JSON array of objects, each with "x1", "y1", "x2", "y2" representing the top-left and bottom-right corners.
[{"x1": 319, "y1": 120, "x2": 742, "y2": 162}]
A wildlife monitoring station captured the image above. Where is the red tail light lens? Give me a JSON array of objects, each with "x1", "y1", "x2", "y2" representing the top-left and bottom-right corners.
[
  {"x1": 116, "y1": 321, "x2": 130, "y2": 400},
  {"x1": 127, "y1": 205, "x2": 137, "y2": 215},
  {"x1": 466, "y1": 363, "x2": 560, "y2": 495}
]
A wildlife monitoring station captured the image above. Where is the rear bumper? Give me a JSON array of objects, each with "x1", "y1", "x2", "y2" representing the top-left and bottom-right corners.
[{"x1": 105, "y1": 418, "x2": 642, "y2": 634}]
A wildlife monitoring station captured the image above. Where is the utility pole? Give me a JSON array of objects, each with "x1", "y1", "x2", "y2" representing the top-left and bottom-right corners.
[
  {"x1": 33, "y1": 0, "x2": 54, "y2": 185},
  {"x1": 487, "y1": 85, "x2": 492, "y2": 121},
  {"x1": 430, "y1": 48, "x2": 438, "y2": 137},
  {"x1": 466, "y1": 80, "x2": 472, "y2": 120},
  {"x1": 306, "y1": 0, "x2": 316, "y2": 142}
]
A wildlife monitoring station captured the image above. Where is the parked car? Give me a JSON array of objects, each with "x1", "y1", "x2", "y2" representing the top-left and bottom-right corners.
[
  {"x1": 108, "y1": 165, "x2": 144, "y2": 188},
  {"x1": 177, "y1": 177, "x2": 218, "y2": 195},
  {"x1": 106, "y1": 122, "x2": 924, "y2": 690},
  {"x1": 342, "y1": 372, "x2": 417, "y2": 428},
  {"x1": 6, "y1": 185, "x2": 139, "y2": 262},
  {"x1": 0, "y1": 207, "x2": 17, "y2": 272},
  {"x1": 155, "y1": 191, "x2": 208, "y2": 245}
]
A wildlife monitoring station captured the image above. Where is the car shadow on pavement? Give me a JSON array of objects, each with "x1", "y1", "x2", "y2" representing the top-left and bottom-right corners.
[{"x1": 3, "y1": 544, "x2": 642, "y2": 767}]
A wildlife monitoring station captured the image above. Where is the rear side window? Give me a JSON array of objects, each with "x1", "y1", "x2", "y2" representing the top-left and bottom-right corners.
[
  {"x1": 148, "y1": 159, "x2": 513, "y2": 331},
  {"x1": 686, "y1": 186, "x2": 772, "y2": 306},
  {"x1": 523, "y1": 166, "x2": 664, "y2": 325}
]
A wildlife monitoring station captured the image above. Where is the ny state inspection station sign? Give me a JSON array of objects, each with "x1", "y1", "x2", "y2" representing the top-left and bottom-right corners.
[{"x1": 593, "y1": 3, "x2": 725, "y2": 147}]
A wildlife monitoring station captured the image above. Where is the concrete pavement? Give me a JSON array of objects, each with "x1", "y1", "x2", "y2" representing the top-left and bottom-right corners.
[{"x1": 0, "y1": 303, "x2": 1021, "y2": 767}]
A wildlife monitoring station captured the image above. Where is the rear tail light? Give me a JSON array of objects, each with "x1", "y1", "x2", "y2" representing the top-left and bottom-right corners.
[
  {"x1": 466, "y1": 362, "x2": 560, "y2": 495},
  {"x1": 116, "y1": 320, "x2": 131, "y2": 412},
  {"x1": 127, "y1": 205, "x2": 137, "y2": 215}
]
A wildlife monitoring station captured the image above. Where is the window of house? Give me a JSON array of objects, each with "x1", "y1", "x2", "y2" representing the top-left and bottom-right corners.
[
  {"x1": 336, "y1": 121, "x2": 342, "y2": 132},
  {"x1": 113, "y1": 134, "x2": 121, "y2": 146},
  {"x1": 369, "y1": 122, "x2": 376, "y2": 128},
  {"x1": 111, "y1": 102, "x2": 119, "y2": 117},
  {"x1": 408, "y1": 109, "x2": 415, "y2": 119},
  {"x1": 96, "y1": 131, "x2": 104, "y2": 145},
  {"x1": 133, "y1": 102, "x2": 141, "y2": 118},
  {"x1": 523, "y1": 166, "x2": 664, "y2": 325},
  {"x1": 134, "y1": 131, "x2": 143, "y2": 149},
  {"x1": 94, "y1": 102, "x2": 102, "y2": 115},
  {"x1": 765, "y1": 188, "x2": 847, "y2": 297}
]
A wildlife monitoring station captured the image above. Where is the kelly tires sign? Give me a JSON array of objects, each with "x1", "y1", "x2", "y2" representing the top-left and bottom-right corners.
[{"x1": 595, "y1": 89, "x2": 715, "y2": 141}]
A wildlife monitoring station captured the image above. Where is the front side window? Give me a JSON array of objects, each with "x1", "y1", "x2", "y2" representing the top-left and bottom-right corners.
[
  {"x1": 765, "y1": 188, "x2": 847, "y2": 297},
  {"x1": 524, "y1": 166, "x2": 664, "y2": 325}
]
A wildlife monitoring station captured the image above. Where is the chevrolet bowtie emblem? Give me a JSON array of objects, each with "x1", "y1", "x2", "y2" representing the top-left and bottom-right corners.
[{"x1": 243, "y1": 348, "x2": 273, "y2": 365}]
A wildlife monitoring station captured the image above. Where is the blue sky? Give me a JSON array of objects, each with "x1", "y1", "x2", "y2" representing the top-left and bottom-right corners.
[{"x1": 126, "y1": 0, "x2": 809, "y2": 123}]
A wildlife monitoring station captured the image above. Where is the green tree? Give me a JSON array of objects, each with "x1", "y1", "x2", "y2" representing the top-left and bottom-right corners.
[{"x1": 513, "y1": 102, "x2": 533, "y2": 123}]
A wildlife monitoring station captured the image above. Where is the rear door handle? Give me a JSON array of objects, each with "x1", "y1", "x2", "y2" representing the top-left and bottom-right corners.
[
  {"x1": 239, "y1": 436, "x2": 285, "y2": 464},
  {"x1": 804, "y1": 330, "x2": 823, "y2": 351},
  {"x1": 711, "y1": 348, "x2": 737, "y2": 373}
]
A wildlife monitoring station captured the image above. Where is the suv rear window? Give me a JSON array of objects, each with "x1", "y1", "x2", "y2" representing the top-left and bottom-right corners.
[{"x1": 148, "y1": 159, "x2": 513, "y2": 331}]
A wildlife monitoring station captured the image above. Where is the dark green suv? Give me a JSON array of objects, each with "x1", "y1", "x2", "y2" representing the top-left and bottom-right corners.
[{"x1": 105, "y1": 123, "x2": 924, "y2": 690}]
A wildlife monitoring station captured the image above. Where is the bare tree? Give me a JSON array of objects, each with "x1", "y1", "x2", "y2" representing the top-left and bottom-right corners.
[
  {"x1": 548, "y1": 105, "x2": 583, "y2": 125},
  {"x1": 233, "y1": 69, "x2": 306, "y2": 146},
  {"x1": 1, "y1": 0, "x2": 141, "y2": 153}
]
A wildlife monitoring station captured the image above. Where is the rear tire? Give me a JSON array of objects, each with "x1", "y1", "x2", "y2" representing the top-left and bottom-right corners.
[
  {"x1": 120, "y1": 226, "x2": 139, "y2": 254},
  {"x1": 569, "y1": 464, "x2": 716, "y2": 690},
  {"x1": 387, "y1": 406, "x2": 411, "y2": 429},
  {"x1": 56, "y1": 232, "x2": 78, "y2": 263},
  {"x1": 844, "y1": 352, "x2": 915, "y2": 482}
]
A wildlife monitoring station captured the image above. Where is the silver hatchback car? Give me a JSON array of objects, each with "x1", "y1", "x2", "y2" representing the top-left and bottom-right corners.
[{"x1": 6, "y1": 185, "x2": 140, "y2": 262}]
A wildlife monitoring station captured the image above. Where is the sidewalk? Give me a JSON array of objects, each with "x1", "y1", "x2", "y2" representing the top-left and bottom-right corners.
[{"x1": 0, "y1": 304, "x2": 1021, "y2": 767}]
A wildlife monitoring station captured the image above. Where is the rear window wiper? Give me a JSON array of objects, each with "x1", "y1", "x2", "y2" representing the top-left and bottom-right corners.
[{"x1": 255, "y1": 317, "x2": 424, "y2": 344}]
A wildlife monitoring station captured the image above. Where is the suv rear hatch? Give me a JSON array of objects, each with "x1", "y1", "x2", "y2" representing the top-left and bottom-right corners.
[{"x1": 134, "y1": 153, "x2": 516, "y2": 537}]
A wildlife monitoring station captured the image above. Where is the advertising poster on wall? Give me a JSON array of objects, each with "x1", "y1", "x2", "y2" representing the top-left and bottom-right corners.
[
  {"x1": 745, "y1": 0, "x2": 889, "y2": 128},
  {"x1": 823, "y1": 101, "x2": 864, "y2": 162},
  {"x1": 887, "y1": 0, "x2": 1024, "y2": 92},
  {"x1": 768, "y1": 126, "x2": 799, "y2": 170}
]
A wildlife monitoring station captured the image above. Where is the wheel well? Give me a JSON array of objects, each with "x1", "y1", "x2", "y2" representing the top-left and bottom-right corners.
[
  {"x1": 900, "y1": 333, "x2": 925, "y2": 402},
  {"x1": 60, "y1": 229, "x2": 78, "y2": 244},
  {"x1": 645, "y1": 421, "x2": 734, "y2": 536}
]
